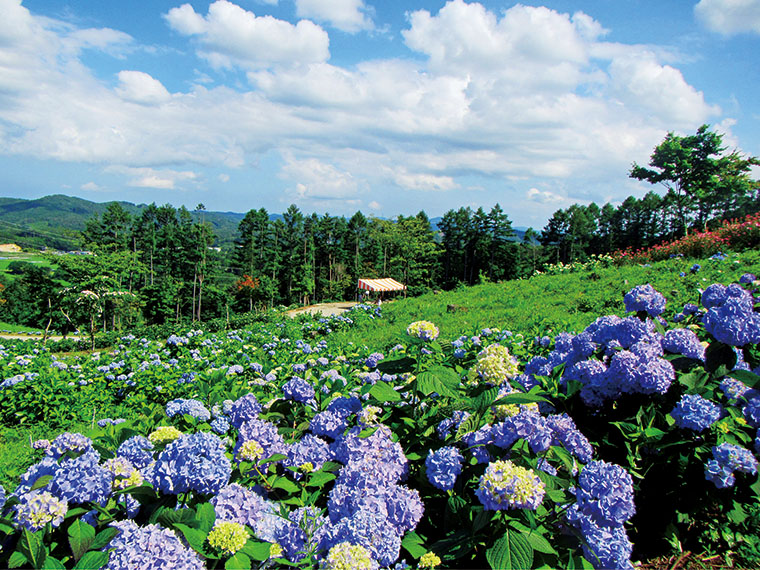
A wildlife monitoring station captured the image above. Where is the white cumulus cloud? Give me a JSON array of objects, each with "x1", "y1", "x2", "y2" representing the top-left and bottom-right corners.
[
  {"x1": 164, "y1": 0, "x2": 330, "y2": 69},
  {"x1": 695, "y1": 0, "x2": 760, "y2": 35},
  {"x1": 116, "y1": 71, "x2": 171, "y2": 105},
  {"x1": 295, "y1": 0, "x2": 373, "y2": 33}
]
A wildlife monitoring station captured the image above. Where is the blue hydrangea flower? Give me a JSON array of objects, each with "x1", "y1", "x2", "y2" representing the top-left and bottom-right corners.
[
  {"x1": 671, "y1": 394, "x2": 723, "y2": 431},
  {"x1": 425, "y1": 447, "x2": 463, "y2": 491},
  {"x1": 210, "y1": 417, "x2": 230, "y2": 434},
  {"x1": 740, "y1": 273, "x2": 756, "y2": 284},
  {"x1": 235, "y1": 418, "x2": 287, "y2": 461},
  {"x1": 720, "y1": 378, "x2": 758, "y2": 404},
  {"x1": 105, "y1": 520, "x2": 204, "y2": 570},
  {"x1": 546, "y1": 413, "x2": 593, "y2": 463},
  {"x1": 662, "y1": 328, "x2": 705, "y2": 361},
  {"x1": 624, "y1": 284, "x2": 666, "y2": 316},
  {"x1": 282, "y1": 376, "x2": 316, "y2": 404},
  {"x1": 48, "y1": 449, "x2": 112, "y2": 506},
  {"x1": 228, "y1": 393, "x2": 262, "y2": 429},
  {"x1": 117, "y1": 436, "x2": 154, "y2": 469},
  {"x1": 436, "y1": 411, "x2": 471, "y2": 440},
  {"x1": 574, "y1": 516, "x2": 634, "y2": 570},
  {"x1": 705, "y1": 443, "x2": 758, "y2": 488},
  {"x1": 567, "y1": 460, "x2": 635, "y2": 527},
  {"x1": 165, "y1": 398, "x2": 211, "y2": 422},
  {"x1": 14, "y1": 491, "x2": 68, "y2": 531},
  {"x1": 365, "y1": 352, "x2": 385, "y2": 369},
  {"x1": 703, "y1": 297, "x2": 760, "y2": 347},
  {"x1": 147, "y1": 432, "x2": 231, "y2": 495},
  {"x1": 285, "y1": 434, "x2": 332, "y2": 474}
]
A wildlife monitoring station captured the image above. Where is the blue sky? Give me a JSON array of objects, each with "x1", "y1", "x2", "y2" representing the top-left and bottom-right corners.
[{"x1": 1, "y1": 0, "x2": 758, "y2": 228}]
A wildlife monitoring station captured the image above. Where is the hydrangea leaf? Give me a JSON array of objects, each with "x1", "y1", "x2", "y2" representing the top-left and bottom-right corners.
[
  {"x1": 41, "y1": 555, "x2": 65, "y2": 569},
  {"x1": 369, "y1": 381, "x2": 401, "y2": 402},
  {"x1": 72, "y1": 551, "x2": 109, "y2": 570},
  {"x1": 486, "y1": 529, "x2": 534, "y2": 570},
  {"x1": 417, "y1": 369, "x2": 459, "y2": 398},
  {"x1": 67, "y1": 519, "x2": 95, "y2": 562},
  {"x1": 240, "y1": 541, "x2": 273, "y2": 561},
  {"x1": 225, "y1": 552, "x2": 252, "y2": 570},
  {"x1": 89, "y1": 527, "x2": 119, "y2": 551},
  {"x1": 401, "y1": 531, "x2": 428, "y2": 559},
  {"x1": 20, "y1": 529, "x2": 46, "y2": 569}
]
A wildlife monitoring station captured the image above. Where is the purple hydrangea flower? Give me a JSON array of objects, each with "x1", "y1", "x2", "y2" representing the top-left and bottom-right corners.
[
  {"x1": 212, "y1": 483, "x2": 274, "y2": 527},
  {"x1": 567, "y1": 460, "x2": 635, "y2": 527}
]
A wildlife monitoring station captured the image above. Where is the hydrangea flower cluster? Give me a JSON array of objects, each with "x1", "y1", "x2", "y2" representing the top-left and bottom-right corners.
[
  {"x1": 425, "y1": 446, "x2": 464, "y2": 491},
  {"x1": 476, "y1": 460, "x2": 545, "y2": 510},
  {"x1": 662, "y1": 328, "x2": 706, "y2": 361},
  {"x1": 325, "y1": 426, "x2": 421, "y2": 566},
  {"x1": 624, "y1": 283, "x2": 666, "y2": 316},
  {"x1": 565, "y1": 461, "x2": 635, "y2": 570},
  {"x1": 165, "y1": 398, "x2": 211, "y2": 422},
  {"x1": 324, "y1": 542, "x2": 378, "y2": 570},
  {"x1": 282, "y1": 376, "x2": 316, "y2": 404},
  {"x1": 105, "y1": 520, "x2": 204, "y2": 570},
  {"x1": 670, "y1": 394, "x2": 724, "y2": 431},
  {"x1": 365, "y1": 352, "x2": 385, "y2": 369},
  {"x1": 14, "y1": 491, "x2": 68, "y2": 531},
  {"x1": 473, "y1": 344, "x2": 519, "y2": 384},
  {"x1": 406, "y1": 321, "x2": 439, "y2": 341},
  {"x1": 207, "y1": 521, "x2": 248, "y2": 555},
  {"x1": 147, "y1": 432, "x2": 231, "y2": 495},
  {"x1": 519, "y1": 289, "x2": 681, "y2": 407},
  {"x1": 705, "y1": 443, "x2": 758, "y2": 488},
  {"x1": 148, "y1": 426, "x2": 183, "y2": 445},
  {"x1": 701, "y1": 283, "x2": 760, "y2": 347}
]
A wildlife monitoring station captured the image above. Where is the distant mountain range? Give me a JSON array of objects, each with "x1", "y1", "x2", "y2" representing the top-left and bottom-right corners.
[{"x1": 0, "y1": 194, "x2": 530, "y2": 250}]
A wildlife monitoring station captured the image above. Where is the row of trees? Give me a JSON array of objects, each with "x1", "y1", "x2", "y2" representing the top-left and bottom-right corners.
[
  {"x1": 0, "y1": 125, "x2": 755, "y2": 331},
  {"x1": 541, "y1": 125, "x2": 759, "y2": 264}
]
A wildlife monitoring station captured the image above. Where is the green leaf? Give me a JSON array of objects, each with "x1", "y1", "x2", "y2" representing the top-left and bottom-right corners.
[
  {"x1": 68, "y1": 519, "x2": 96, "y2": 562},
  {"x1": 195, "y1": 502, "x2": 216, "y2": 533},
  {"x1": 20, "y1": 529, "x2": 46, "y2": 569},
  {"x1": 158, "y1": 506, "x2": 196, "y2": 527},
  {"x1": 401, "y1": 531, "x2": 428, "y2": 559},
  {"x1": 486, "y1": 529, "x2": 533, "y2": 570},
  {"x1": 417, "y1": 367, "x2": 460, "y2": 398},
  {"x1": 728, "y1": 369, "x2": 760, "y2": 388},
  {"x1": 73, "y1": 551, "x2": 109, "y2": 570},
  {"x1": 225, "y1": 553, "x2": 252, "y2": 569},
  {"x1": 240, "y1": 541, "x2": 273, "y2": 561},
  {"x1": 454, "y1": 414, "x2": 482, "y2": 441},
  {"x1": 272, "y1": 477, "x2": 300, "y2": 493},
  {"x1": 369, "y1": 381, "x2": 401, "y2": 402},
  {"x1": 173, "y1": 523, "x2": 209, "y2": 554},
  {"x1": 525, "y1": 533, "x2": 556, "y2": 555},
  {"x1": 260, "y1": 453, "x2": 287, "y2": 464},
  {"x1": 705, "y1": 341, "x2": 738, "y2": 374},
  {"x1": 306, "y1": 471, "x2": 336, "y2": 488},
  {"x1": 90, "y1": 527, "x2": 119, "y2": 551},
  {"x1": 492, "y1": 392, "x2": 550, "y2": 406},
  {"x1": 42, "y1": 556, "x2": 65, "y2": 569},
  {"x1": 8, "y1": 551, "x2": 29, "y2": 569},
  {"x1": 30, "y1": 475, "x2": 53, "y2": 492}
]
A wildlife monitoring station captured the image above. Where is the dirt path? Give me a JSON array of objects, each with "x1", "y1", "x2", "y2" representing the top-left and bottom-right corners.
[{"x1": 286, "y1": 302, "x2": 358, "y2": 318}]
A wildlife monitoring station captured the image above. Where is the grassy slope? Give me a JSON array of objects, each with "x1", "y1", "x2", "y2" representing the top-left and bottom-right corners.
[
  {"x1": 1, "y1": 249, "x2": 759, "y2": 488},
  {"x1": 338, "y1": 249, "x2": 760, "y2": 350}
]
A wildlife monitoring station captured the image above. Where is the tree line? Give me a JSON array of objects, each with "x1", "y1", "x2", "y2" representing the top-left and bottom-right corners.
[{"x1": 0, "y1": 124, "x2": 756, "y2": 333}]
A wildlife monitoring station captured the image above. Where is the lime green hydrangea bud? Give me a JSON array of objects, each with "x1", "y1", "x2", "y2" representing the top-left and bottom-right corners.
[
  {"x1": 147, "y1": 426, "x2": 183, "y2": 445},
  {"x1": 473, "y1": 344, "x2": 519, "y2": 384},
  {"x1": 238, "y1": 440, "x2": 264, "y2": 462},
  {"x1": 325, "y1": 542, "x2": 376, "y2": 570},
  {"x1": 419, "y1": 551, "x2": 442, "y2": 568},
  {"x1": 269, "y1": 543, "x2": 283, "y2": 558},
  {"x1": 207, "y1": 521, "x2": 248, "y2": 555},
  {"x1": 299, "y1": 462, "x2": 315, "y2": 473}
]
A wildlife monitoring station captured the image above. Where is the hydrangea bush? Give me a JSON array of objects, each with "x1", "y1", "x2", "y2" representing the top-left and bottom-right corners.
[{"x1": 0, "y1": 274, "x2": 759, "y2": 569}]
